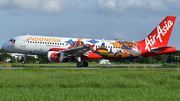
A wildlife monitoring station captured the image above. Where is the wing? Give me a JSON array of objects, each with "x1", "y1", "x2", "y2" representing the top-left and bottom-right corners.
[{"x1": 63, "y1": 45, "x2": 91, "y2": 57}]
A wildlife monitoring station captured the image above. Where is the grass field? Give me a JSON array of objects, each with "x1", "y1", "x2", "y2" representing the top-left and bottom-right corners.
[
  {"x1": 0, "y1": 68, "x2": 180, "y2": 101},
  {"x1": 0, "y1": 62, "x2": 164, "y2": 68}
]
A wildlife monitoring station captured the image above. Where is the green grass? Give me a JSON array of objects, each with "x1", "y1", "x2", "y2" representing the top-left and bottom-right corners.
[
  {"x1": 0, "y1": 68, "x2": 180, "y2": 100},
  {"x1": 163, "y1": 63, "x2": 180, "y2": 67},
  {"x1": 8, "y1": 62, "x2": 102, "y2": 67},
  {"x1": 0, "y1": 62, "x2": 164, "y2": 68},
  {"x1": 0, "y1": 64, "x2": 3, "y2": 67}
]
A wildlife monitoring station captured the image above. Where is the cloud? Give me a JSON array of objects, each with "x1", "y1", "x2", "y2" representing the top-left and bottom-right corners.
[
  {"x1": 0, "y1": 0, "x2": 179, "y2": 15},
  {"x1": 114, "y1": 32, "x2": 127, "y2": 39},
  {"x1": 0, "y1": 0, "x2": 8, "y2": 6},
  {"x1": 0, "y1": 0, "x2": 67, "y2": 13},
  {"x1": 13, "y1": 0, "x2": 39, "y2": 10},
  {"x1": 97, "y1": 0, "x2": 167, "y2": 14},
  {"x1": 149, "y1": 0, "x2": 166, "y2": 11},
  {"x1": 41, "y1": 0, "x2": 64, "y2": 13}
]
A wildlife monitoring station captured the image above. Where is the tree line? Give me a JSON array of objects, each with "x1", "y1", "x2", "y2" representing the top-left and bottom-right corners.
[{"x1": 0, "y1": 48, "x2": 179, "y2": 64}]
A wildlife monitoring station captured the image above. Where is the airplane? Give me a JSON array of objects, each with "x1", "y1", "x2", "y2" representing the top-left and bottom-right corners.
[{"x1": 2, "y1": 16, "x2": 177, "y2": 67}]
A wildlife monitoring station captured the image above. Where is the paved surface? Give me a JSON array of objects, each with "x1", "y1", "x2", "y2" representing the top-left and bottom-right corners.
[{"x1": 110, "y1": 64, "x2": 162, "y2": 67}]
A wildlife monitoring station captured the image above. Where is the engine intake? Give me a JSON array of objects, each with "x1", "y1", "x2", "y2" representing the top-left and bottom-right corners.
[{"x1": 47, "y1": 51, "x2": 64, "y2": 62}]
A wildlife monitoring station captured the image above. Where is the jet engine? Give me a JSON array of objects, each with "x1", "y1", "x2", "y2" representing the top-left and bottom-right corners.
[{"x1": 47, "y1": 51, "x2": 64, "y2": 62}]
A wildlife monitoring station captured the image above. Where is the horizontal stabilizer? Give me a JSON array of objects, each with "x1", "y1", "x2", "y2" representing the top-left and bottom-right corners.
[{"x1": 151, "y1": 46, "x2": 171, "y2": 53}]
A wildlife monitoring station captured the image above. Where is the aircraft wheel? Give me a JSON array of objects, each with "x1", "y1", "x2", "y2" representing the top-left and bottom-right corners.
[
  {"x1": 57, "y1": 58, "x2": 60, "y2": 62},
  {"x1": 77, "y1": 62, "x2": 82, "y2": 67},
  {"x1": 83, "y1": 62, "x2": 88, "y2": 67},
  {"x1": 22, "y1": 61, "x2": 26, "y2": 64}
]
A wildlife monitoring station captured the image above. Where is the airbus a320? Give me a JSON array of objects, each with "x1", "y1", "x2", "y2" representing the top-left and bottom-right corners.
[{"x1": 2, "y1": 16, "x2": 177, "y2": 67}]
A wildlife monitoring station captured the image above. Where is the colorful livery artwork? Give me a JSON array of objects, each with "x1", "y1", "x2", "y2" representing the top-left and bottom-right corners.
[{"x1": 2, "y1": 16, "x2": 177, "y2": 67}]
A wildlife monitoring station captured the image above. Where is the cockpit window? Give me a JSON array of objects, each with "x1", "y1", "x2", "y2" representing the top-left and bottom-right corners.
[{"x1": 9, "y1": 39, "x2": 16, "y2": 42}]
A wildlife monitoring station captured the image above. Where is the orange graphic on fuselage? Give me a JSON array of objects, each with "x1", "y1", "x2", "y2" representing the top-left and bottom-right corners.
[
  {"x1": 66, "y1": 38, "x2": 141, "y2": 59},
  {"x1": 110, "y1": 41, "x2": 140, "y2": 59},
  {"x1": 68, "y1": 38, "x2": 84, "y2": 49},
  {"x1": 110, "y1": 41, "x2": 122, "y2": 48},
  {"x1": 119, "y1": 41, "x2": 138, "y2": 49}
]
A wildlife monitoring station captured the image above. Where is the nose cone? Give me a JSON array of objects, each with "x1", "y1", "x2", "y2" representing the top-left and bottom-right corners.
[{"x1": 2, "y1": 42, "x2": 8, "y2": 51}]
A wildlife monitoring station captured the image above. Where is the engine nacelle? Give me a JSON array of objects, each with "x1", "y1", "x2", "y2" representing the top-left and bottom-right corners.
[{"x1": 47, "y1": 51, "x2": 64, "y2": 62}]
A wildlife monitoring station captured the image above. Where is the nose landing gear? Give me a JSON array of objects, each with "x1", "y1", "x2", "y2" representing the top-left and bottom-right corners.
[{"x1": 22, "y1": 54, "x2": 27, "y2": 64}]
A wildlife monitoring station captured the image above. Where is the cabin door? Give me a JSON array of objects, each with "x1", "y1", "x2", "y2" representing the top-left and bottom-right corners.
[{"x1": 20, "y1": 38, "x2": 26, "y2": 47}]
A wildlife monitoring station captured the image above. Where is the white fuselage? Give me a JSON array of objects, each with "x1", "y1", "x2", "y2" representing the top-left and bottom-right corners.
[{"x1": 2, "y1": 35, "x2": 125, "y2": 55}]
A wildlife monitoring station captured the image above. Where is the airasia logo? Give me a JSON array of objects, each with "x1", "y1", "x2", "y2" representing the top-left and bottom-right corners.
[
  {"x1": 145, "y1": 20, "x2": 173, "y2": 52},
  {"x1": 50, "y1": 53, "x2": 58, "y2": 61}
]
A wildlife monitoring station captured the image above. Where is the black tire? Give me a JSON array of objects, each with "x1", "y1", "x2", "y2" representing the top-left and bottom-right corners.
[
  {"x1": 57, "y1": 58, "x2": 60, "y2": 62},
  {"x1": 83, "y1": 62, "x2": 88, "y2": 67},
  {"x1": 22, "y1": 61, "x2": 26, "y2": 64},
  {"x1": 77, "y1": 62, "x2": 82, "y2": 67}
]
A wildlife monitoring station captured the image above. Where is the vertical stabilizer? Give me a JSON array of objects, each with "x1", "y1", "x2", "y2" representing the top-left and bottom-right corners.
[{"x1": 138, "y1": 16, "x2": 176, "y2": 55}]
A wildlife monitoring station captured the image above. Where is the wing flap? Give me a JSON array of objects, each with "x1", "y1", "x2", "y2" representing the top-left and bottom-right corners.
[{"x1": 63, "y1": 45, "x2": 91, "y2": 56}]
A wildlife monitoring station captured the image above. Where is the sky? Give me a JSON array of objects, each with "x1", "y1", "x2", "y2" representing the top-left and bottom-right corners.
[{"x1": 0, "y1": 0, "x2": 180, "y2": 49}]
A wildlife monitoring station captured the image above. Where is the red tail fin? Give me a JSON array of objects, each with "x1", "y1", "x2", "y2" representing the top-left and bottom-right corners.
[{"x1": 138, "y1": 16, "x2": 176, "y2": 53}]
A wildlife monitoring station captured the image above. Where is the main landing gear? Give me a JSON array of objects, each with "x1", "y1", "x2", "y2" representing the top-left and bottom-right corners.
[
  {"x1": 77, "y1": 61, "x2": 88, "y2": 67},
  {"x1": 22, "y1": 54, "x2": 27, "y2": 64},
  {"x1": 76, "y1": 56, "x2": 88, "y2": 67}
]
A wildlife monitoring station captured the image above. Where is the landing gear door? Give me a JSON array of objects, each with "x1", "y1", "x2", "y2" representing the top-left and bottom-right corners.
[{"x1": 20, "y1": 38, "x2": 26, "y2": 47}]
